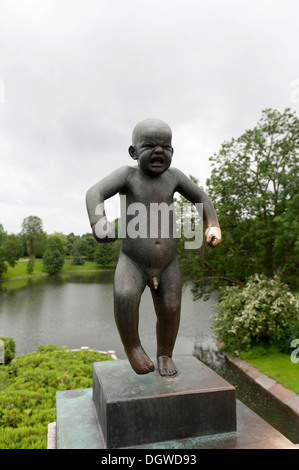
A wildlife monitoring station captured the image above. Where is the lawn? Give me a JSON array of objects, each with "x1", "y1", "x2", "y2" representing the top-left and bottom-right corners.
[
  {"x1": 246, "y1": 351, "x2": 299, "y2": 395},
  {"x1": 1, "y1": 258, "x2": 113, "y2": 280}
]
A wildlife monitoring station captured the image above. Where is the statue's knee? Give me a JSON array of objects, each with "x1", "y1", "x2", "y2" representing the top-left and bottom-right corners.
[{"x1": 114, "y1": 286, "x2": 136, "y2": 303}]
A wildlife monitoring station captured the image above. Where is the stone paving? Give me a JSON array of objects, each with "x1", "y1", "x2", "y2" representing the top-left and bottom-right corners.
[{"x1": 66, "y1": 345, "x2": 118, "y2": 360}]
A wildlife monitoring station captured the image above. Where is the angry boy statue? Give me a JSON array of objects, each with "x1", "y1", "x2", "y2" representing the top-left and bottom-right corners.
[{"x1": 86, "y1": 118, "x2": 222, "y2": 377}]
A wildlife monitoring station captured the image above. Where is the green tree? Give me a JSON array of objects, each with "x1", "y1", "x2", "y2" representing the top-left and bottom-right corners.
[
  {"x1": 49, "y1": 232, "x2": 68, "y2": 255},
  {"x1": 42, "y1": 234, "x2": 66, "y2": 275},
  {"x1": 66, "y1": 232, "x2": 80, "y2": 256},
  {"x1": 78, "y1": 234, "x2": 98, "y2": 260},
  {"x1": 47, "y1": 234, "x2": 65, "y2": 256},
  {"x1": 26, "y1": 258, "x2": 35, "y2": 275},
  {"x1": 42, "y1": 249, "x2": 64, "y2": 275},
  {"x1": 71, "y1": 239, "x2": 85, "y2": 265},
  {"x1": 20, "y1": 216, "x2": 44, "y2": 258},
  {"x1": 177, "y1": 108, "x2": 299, "y2": 299},
  {"x1": 94, "y1": 243, "x2": 114, "y2": 267},
  {"x1": 0, "y1": 228, "x2": 23, "y2": 278},
  {"x1": 34, "y1": 231, "x2": 48, "y2": 258}
]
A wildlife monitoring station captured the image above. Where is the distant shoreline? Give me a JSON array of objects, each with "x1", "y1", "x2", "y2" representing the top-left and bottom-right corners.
[{"x1": 0, "y1": 269, "x2": 114, "y2": 283}]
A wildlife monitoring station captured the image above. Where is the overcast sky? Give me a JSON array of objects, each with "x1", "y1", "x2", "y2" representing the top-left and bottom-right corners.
[{"x1": 0, "y1": 0, "x2": 298, "y2": 236}]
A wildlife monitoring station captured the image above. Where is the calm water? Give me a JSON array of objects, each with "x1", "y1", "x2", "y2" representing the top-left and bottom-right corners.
[
  {"x1": 0, "y1": 271, "x2": 298, "y2": 443},
  {"x1": 0, "y1": 271, "x2": 217, "y2": 359}
]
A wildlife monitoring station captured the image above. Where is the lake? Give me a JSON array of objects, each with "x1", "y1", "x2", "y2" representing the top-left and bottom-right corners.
[{"x1": 0, "y1": 271, "x2": 217, "y2": 358}]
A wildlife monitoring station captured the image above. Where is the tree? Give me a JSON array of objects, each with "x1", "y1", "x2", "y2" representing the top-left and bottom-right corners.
[
  {"x1": 71, "y1": 239, "x2": 85, "y2": 265},
  {"x1": 66, "y1": 232, "x2": 80, "y2": 256},
  {"x1": 20, "y1": 216, "x2": 44, "y2": 258},
  {"x1": 42, "y1": 249, "x2": 64, "y2": 275},
  {"x1": 94, "y1": 243, "x2": 114, "y2": 267},
  {"x1": 177, "y1": 108, "x2": 299, "y2": 299},
  {"x1": 77, "y1": 234, "x2": 98, "y2": 260},
  {"x1": 0, "y1": 227, "x2": 23, "y2": 278},
  {"x1": 49, "y1": 232, "x2": 68, "y2": 255},
  {"x1": 42, "y1": 234, "x2": 66, "y2": 275},
  {"x1": 47, "y1": 234, "x2": 66, "y2": 256}
]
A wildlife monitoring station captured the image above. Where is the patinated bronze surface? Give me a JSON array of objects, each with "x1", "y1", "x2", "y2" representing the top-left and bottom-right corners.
[{"x1": 86, "y1": 118, "x2": 222, "y2": 376}]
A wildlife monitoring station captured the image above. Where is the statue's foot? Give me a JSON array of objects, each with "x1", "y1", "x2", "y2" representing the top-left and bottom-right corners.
[
  {"x1": 127, "y1": 346, "x2": 155, "y2": 375},
  {"x1": 157, "y1": 355, "x2": 177, "y2": 377}
]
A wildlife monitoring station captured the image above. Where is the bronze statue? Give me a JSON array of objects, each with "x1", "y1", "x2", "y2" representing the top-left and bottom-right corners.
[{"x1": 86, "y1": 118, "x2": 222, "y2": 376}]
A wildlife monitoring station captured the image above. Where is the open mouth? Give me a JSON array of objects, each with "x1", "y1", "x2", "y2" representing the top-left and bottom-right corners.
[{"x1": 151, "y1": 156, "x2": 164, "y2": 166}]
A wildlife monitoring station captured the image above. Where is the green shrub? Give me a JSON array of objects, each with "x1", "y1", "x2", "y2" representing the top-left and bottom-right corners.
[
  {"x1": 42, "y1": 249, "x2": 64, "y2": 274},
  {"x1": 212, "y1": 274, "x2": 299, "y2": 356},
  {"x1": 0, "y1": 337, "x2": 16, "y2": 365},
  {"x1": 26, "y1": 258, "x2": 34, "y2": 275},
  {"x1": 0, "y1": 344, "x2": 113, "y2": 448},
  {"x1": 94, "y1": 243, "x2": 114, "y2": 267},
  {"x1": 71, "y1": 251, "x2": 85, "y2": 266}
]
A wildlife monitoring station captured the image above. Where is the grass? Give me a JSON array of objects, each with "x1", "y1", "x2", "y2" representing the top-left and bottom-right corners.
[{"x1": 241, "y1": 349, "x2": 299, "y2": 395}]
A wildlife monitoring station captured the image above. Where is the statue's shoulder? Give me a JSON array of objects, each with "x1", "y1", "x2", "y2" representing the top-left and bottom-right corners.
[
  {"x1": 114, "y1": 165, "x2": 138, "y2": 187},
  {"x1": 113, "y1": 165, "x2": 135, "y2": 178},
  {"x1": 167, "y1": 167, "x2": 185, "y2": 181}
]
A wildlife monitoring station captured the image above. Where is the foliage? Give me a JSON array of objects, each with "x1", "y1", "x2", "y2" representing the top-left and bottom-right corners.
[
  {"x1": 42, "y1": 249, "x2": 64, "y2": 275},
  {"x1": 70, "y1": 238, "x2": 86, "y2": 265},
  {"x1": 47, "y1": 234, "x2": 65, "y2": 256},
  {"x1": 26, "y1": 258, "x2": 34, "y2": 275},
  {"x1": 177, "y1": 108, "x2": 299, "y2": 299},
  {"x1": 0, "y1": 344, "x2": 113, "y2": 449},
  {"x1": 94, "y1": 242, "x2": 114, "y2": 267},
  {"x1": 20, "y1": 216, "x2": 44, "y2": 258},
  {"x1": 0, "y1": 337, "x2": 16, "y2": 365},
  {"x1": 75, "y1": 234, "x2": 98, "y2": 260},
  {"x1": 32, "y1": 231, "x2": 48, "y2": 258},
  {"x1": 48, "y1": 232, "x2": 68, "y2": 255},
  {"x1": 212, "y1": 275, "x2": 299, "y2": 355},
  {"x1": 0, "y1": 232, "x2": 23, "y2": 278},
  {"x1": 71, "y1": 249, "x2": 85, "y2": 266}
]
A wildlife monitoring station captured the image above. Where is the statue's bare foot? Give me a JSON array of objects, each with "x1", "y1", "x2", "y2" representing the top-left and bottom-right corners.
[
  {"x1": 127, "y1": 346, "x2": 155, "y2": 375},
  {"x1": 157, "y1": 355, "x2": 177, "y2": 377}
]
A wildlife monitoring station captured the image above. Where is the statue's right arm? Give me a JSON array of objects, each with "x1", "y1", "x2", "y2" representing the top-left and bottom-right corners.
[{"x1": 86, "y1": 165, "x2": 130, "y2": 240}]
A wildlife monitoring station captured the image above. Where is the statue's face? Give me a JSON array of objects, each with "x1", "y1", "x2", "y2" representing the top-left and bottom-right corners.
[{"x1": 132, "y1": 126, "x2": 173, "y2": 176}]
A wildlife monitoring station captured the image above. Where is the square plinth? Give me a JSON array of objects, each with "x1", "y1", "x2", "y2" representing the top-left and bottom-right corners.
[{"x1": 92, "y1": 355, "x2": 236, "y2": 448}]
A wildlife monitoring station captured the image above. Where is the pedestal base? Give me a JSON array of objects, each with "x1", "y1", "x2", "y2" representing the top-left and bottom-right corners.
[
  {"x1": 93, "y1": 355, "x2": 236, "y2": 448},
  {"x1": 55, "y1": 355, "x2": 297, "y2": 449}
]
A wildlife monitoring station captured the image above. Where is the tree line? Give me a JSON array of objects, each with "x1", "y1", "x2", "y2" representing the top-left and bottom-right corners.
[
  {"x1": 0, "y1": 216, "x2": 121, "y2": 277},
  {"x1": 176, "y1": 107, "x2": 298, "y2": 298}
]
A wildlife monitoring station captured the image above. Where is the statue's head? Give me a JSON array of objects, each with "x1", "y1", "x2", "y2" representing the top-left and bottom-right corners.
[{"x1": 129, "y1": 118, "x2": 173, "y2": 176}]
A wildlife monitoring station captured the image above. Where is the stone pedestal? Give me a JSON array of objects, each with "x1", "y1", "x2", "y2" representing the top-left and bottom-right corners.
[
  {"x1": 93, "y1": 355, "x2": 236, "y2": 448},
  {"x1": 55, "y1": 355, "x2": 297, "y2": 449}
]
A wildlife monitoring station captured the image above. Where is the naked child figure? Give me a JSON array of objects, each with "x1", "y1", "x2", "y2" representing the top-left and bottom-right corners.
[{"x1": 86, "y1": 118, "x2": 222, "y2": 377}]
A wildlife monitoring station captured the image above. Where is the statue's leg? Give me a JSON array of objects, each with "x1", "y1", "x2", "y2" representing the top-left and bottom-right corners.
[
  {"x1": 113, "y1": 251, "x2": 155, "y2": 374},
  {"x1": 151, "y1": 256, "x2": 182, "y2": 376}
]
